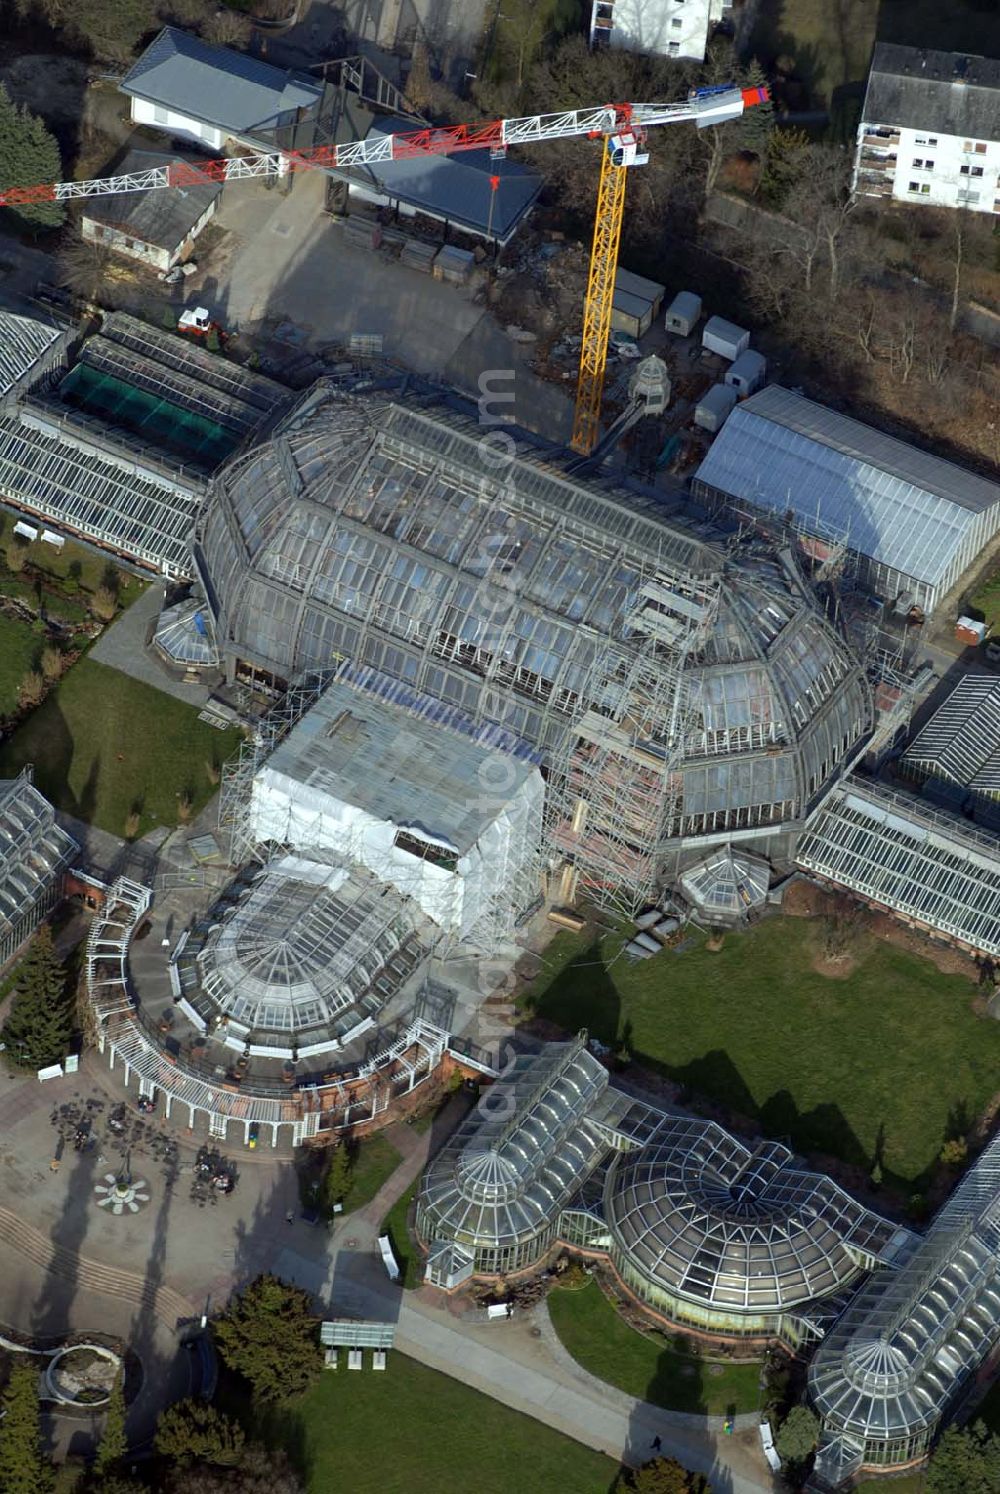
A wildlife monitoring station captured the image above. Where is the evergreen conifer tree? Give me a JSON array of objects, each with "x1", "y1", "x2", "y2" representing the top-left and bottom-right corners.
[
  {"x1": 2, "y1": 924, "x2": 73, "y2": 1068},
  {"x1": 93, "y1": 1370, "x2": 128, "y2": 1477},
  {"x1": 0, "y1": 85, "x2": 64, "y2": 231},
  {"x1": 0, "y1": 1362, "x2": 54, "y2": 1494}
]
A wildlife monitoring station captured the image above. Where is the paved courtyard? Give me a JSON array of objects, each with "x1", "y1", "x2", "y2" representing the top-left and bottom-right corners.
[
  {"x1": 0, "y1": 1050, "x2": 776, "y2": 1491},
  {"x1": 201, "y1": 172, "x2": 573, "y2": 441}
]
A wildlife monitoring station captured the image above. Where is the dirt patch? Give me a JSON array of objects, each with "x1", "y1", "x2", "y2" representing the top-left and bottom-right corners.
[
  {"x1": 0, "y1": 54, "x2": 88, "y2": 130},
  {"x1": 785, "y1": 878, "x2": 979, "y2": 981},
  {"x1": 810, "y1": 950, "x2": 858, "y2": 980}
]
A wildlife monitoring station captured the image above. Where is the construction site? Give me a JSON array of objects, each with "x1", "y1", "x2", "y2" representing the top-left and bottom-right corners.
[{"x1": 1, "y1": 25, "x2": 1000, "y2": 1493}]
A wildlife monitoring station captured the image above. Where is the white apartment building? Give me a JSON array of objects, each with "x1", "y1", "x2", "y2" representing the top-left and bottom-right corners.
[
  {"x1": 854, "y1": 44, "x2": 1000, "y2": 216},
  {"x1": 590, "y1": 0, "x2": 730, "y2": 64}
]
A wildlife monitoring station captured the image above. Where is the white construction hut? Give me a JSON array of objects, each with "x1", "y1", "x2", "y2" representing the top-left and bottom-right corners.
[
  {"x1": 694, "y1": 383, "x2": 737, "y2": 434},
  {"x1": 725, "y1": 349, "x2": 767, "y2": 396},
  {"x1": 702, "y1": 316, "x2": 750, "y2": 361},
  {"x1": 612, "y1": 267, "x2": 666, "y2": 338},
  {"x1": 664, "y1": 290, "x2": 702, "y2": 336}
]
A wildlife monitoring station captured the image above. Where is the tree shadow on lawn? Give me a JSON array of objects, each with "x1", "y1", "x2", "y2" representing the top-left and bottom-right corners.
[
  {"x1": 1, "y1": 697, "x2": 102, "y2": 825},
  {"x1": 521, "y1": 936, "x2": 965, "y2": 1195}
]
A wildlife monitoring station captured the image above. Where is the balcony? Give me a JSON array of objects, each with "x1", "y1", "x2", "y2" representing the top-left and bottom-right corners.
[
  {"x1": 862, "y1": 129, "x2": 900, "y2": 148},
  {"x1": 859, "y1": 154, "x2": 897, "y2": 173}
]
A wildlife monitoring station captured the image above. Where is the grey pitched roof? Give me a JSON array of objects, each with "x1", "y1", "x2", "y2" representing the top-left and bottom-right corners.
[
  {"x1": 862, "y1": 43, "x2": 1000, "y2": 139},
  {"x1": 902, "y1": 675, "x2": 1000, "y2": 793},
  {"x1": 737, "y1": 386, "x2": 1000, "y2": 516},
  {"x1": 120, "y1": 27, "x2": 322, "y2": 141},
  {"x1": 342, "y1": 116, "x2": 541, "y2": 241},
  {"x1": 81, "y1": 150, "x2": 221, "y2": 250}
]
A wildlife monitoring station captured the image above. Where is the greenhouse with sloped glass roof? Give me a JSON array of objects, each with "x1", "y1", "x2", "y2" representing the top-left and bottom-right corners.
[{"x1": 198, "y1": 381, "x2": 873, "y2": 908}]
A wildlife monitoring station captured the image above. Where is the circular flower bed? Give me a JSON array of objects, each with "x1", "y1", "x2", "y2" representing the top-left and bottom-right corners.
[{"x1": 45, "y1": 1343, "x2": 121, "y2": 1406}]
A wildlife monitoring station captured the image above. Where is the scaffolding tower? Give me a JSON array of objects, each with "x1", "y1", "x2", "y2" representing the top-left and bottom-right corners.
[
  {"x1": 546, "y1": 566, "x2": 719, "y2": 916},
  {"x1": 217, "y1": 672, "x2": 334, "y2": 864}
]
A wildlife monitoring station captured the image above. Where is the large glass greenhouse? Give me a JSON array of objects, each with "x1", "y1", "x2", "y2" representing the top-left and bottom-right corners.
[
  {"x1": 198, "y1": 382, "x2": 873, "y2": 908},
  {"x1": 416, "y1": 1038, "x2": 904, "y2": 1343},
  {"x1": 177, "y1": 852, "x2": 435, "y2": 1060},
  {"x1": 417, "y1": 1040, "x2": 611, "y2": 1276},
  {"x1": 604, "y1": 1121, "x2": 904, "y2": 1345}
]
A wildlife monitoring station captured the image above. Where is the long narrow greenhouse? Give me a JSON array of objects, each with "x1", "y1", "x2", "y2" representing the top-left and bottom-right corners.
[
  {"x1": 0, "y1": 772, "x2": 77, "y2": 966},
  {"x1": 810, "y1": 1131, "x2": 1000, "y2": 1483},
  {"x1": 796, "y1": 778, "x2": 1000, "y2": 959}
]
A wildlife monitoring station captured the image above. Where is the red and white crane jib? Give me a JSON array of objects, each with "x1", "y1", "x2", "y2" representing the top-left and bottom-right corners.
[{"x1": 0, "y1": 85, "x2": 765, "y2": 208}]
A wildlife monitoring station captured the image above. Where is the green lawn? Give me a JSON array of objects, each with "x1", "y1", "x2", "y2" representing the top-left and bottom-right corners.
[
  {"x1": 967, "y1": 568, "x2": 1000, "y2": 634},
  {"x1": 548, "y1": 1281, "x2": 761, "y2": 1417},
  {"x1": 381, "y1": 1177, "x2": 423, "y2": 1289},
  {"x1": 0, "y1": 657, "x2": 242, "y2": 835},
  {"x1": 341, "y1": 1134, "x2": 401, "y2": 1213},
  {"x1": 0, "y1": 529, "x2": 140, "y2": 595},
  {"x1": 0, "y1": 613, "x2": 44, "y2": 717},
  {"x1": 257, "y1": 1353, "x2": 617, "y2": 1493},
  {"x1": 518, "y1": 918, "x2": 1000, "y2": 1189}
]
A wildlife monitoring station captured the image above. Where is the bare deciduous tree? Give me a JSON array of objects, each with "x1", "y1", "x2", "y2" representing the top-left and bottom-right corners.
[{"x1": 202, "y1": 10, "x2": 252, "y2": 48}]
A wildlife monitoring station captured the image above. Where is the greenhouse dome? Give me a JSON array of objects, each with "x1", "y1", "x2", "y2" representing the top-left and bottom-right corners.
[
  {"x1": 605, "y1": 1122, "x2": 898, "y2": 1341},
  {"x1": 198, "y1": 383, "x2": 872, "y2": 906},
  {"x1": 810, "y1": 1132, "x2": 1000, "y2": 1483},
  {"x1": 187, "y1": 853, "x2": 433, "y2": 1058},
  {"x1": 417, "y1": 1039, "x2": 610, "y2": 1276}
]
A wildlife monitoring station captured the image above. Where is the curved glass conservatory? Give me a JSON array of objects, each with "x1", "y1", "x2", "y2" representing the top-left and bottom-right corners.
[
  {"x1": 179, "y1": 853, "x2": 433, "y2": 1060},
  {"x1": 417, "y1": 1038, "x2": 902, "y2": 1343},
  {"x1": 417, "y1": 1040, "x2": 609, "y2": 1276},
  {"x1": 605, "y1": 1123, "x2": 898, "y2": 1343},
  {"x1": 810, "y1": 1132, "x2": 1000, "y2": 1485},
  {"x1": 198, "y1": 384, "x2": 873, "y2": 907}
]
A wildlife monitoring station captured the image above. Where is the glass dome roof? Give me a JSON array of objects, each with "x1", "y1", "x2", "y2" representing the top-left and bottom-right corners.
[
  {"x1": 195, "y1": 854, "x2": 429, "y2": 1043},
  {"x1": 418, "y1": 1040, "x2": 610, "y2": 1254},
  {"x1": 198, "y1": 386, "x2": 873, "y2": 855},
  {"x1": 607, "y1": 1121, "x2": 892, "y2": 1314},
  {"x1": 810, "y1": 1137, "x2": 1000, "y2": 1458}
]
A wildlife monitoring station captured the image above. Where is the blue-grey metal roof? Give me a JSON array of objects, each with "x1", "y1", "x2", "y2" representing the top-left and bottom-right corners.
[
  {"x1": 902, "y1": 674, "x2": 1000, "y2": 793},
  {"x1": 82, "y1": 149, "x2": 220, "y2": 250},
  {"x1": 120, "y1": 27, "x2": 321, "y2": 140},
  {"x1": 694, "y1": 386, "x2": 1000, "y2": 586},
  {"x1": 344, "y1": 116, "x2": 541, "y2": 241}
]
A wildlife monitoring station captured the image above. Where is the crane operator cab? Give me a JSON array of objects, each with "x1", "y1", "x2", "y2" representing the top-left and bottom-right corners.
[{"x1": 608, "y1": 130, "x2": 649, "y2": 168}]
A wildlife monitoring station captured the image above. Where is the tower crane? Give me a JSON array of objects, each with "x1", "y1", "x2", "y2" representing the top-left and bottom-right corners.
[{"x1": 0, "y1": 83, "x2": 768, "y2": 455}]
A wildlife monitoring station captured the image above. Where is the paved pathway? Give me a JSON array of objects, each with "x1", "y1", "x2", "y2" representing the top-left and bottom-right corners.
[
  {"x1": 324, "y1": 1264, "x2": 774, "y2": 1494},
  {"x1": 89, "y1": 584, "x2": 210, "y2": 707},
  {"x1": 253, "y1": 1111, "x2": 775, "y2": 1493}
]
